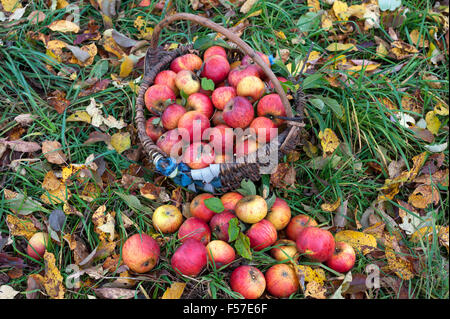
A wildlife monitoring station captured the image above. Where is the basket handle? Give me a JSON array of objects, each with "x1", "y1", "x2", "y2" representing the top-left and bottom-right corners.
[{"x1": 150, "y1": 13, "x2": 293, "y2": 118}]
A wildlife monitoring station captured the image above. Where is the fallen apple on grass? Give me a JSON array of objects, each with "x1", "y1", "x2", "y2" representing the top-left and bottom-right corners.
[
  {"x1": 209, "y1": 210, "x2": 236, "y2": 242},
  {"x1": 246, "y1": 219, "x2": 278, "y2": 251},
  {"x1": 171, "y1": 238, "x2": 207, "y2": 277},
  {"x1": 190, "y1": 193, "x2": 216, "y2": 223},
  {"x1": 265, "y1": 263, "x2": 299, "y2": 298},
  {"x1": 152, "y1": 204, "x2": 183, "y2": 234},
  {"x1": 178, "y1": 217, "x2": 211, "y2": 245},
  {"x1": 235, "y1": 195, "x2": 268, "y2": 224},
  {"x1": 265, "y1": 197, "x2": 291, "y2": 231},
  {"x1": 206, "y1": 240, "x2": 236, "y2": 268},
  {"x1": 270, "y1": 239, "x2": 299, "y2": 262},
  {"x1": 27, "y1": 232, "x2": 48, "y2": 260},
  {"x1": 230, "y1": 265, "x2": 266, "y2": 299},
  {"x1": 122, "y1": 233, "x2": 160, "y2": 273},
  {"x1": 296, "y1": 227, "x2": 335, "y2": 262},
  {"x1": 325, "y1": 241, "x2": 356, "y2": 273},
  {"x1": 286, "y1": 214, "x2": 318, "y2": 241}
]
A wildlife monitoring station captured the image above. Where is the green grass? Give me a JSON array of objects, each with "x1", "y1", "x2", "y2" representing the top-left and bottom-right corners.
[{"x1": 0, "y1": 0, "x2": 448, "y2": 299}]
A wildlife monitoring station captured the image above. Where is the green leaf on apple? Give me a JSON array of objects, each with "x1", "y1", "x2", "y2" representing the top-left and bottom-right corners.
[
  {"x1": 236, "y1": 179, "x2": 257, "y2": 196},
  {"x1": 265, "y1": 193, "x2": 277, "y2": 210},
  {"x1": 180, "y1": 89, "x2": 188, "y2": 106},
  {"x1": 201, "y1": 77, "x2": 215, "y2": 91},
  {"x1": 234, "y1": 232, "x2": 252, "y2": 260},
  {"x1": 151, "y1": 117, "x2": 161, "y2": 125},
  {"x1": 193, "y1": 34, "x2": 232, "y2": 51},
  {"x1": 227, "y1": 217, "x2": 240, "y2": 242},
  {"x1": 204, "y1": 197, "x2": 225, "y2": 213}
]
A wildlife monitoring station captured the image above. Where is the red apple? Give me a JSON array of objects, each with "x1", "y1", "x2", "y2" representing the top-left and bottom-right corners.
[
  {"x1": 175, "y1": 70, "x2": 200, "y2": 95},
  {"x1": 209, "y1": 210, "x2": 236, "y2": 241},
  {"x1": 186, "y1": 92, "x2": 214, "y2": 119},
  {"x1": 178, "y1": 217, "x2": 211, "y2": 245},
  {"x1": 190, "y1": 193, "x2": 216, "y2": 223},
  {"x1": 235, "y1": 136, "x2": 258, "y2": 158},
  {"x1": 144, "y1": 84, "x2": 176, "y2": 114},
  {"x1": 265, "y1": 198, "x2": 291, "y2": 231},
  {"x1": 223, "y1": 96, "x2": 255, "y2": 129},
  {"x1": 182, "y1": 142, "x2": 215, "y2": 169},
  {"x1": 230, "y1": 265, "x2": 266, "y2": 299},
  {"x1": 227, "y1": 64, "x2": 260, "y2": 88},
  {"x1": 156, "y1": 128, "x2": 185, "y2": 157},
  {"x1": 236, "y1": 75, "x2": 265, "y2": 102},
  {"x1": 265, "y1": 264, "x2": 299, "y2": 298},
  {"x1": 214, "y1": 153, "x2": 234, "y2": 164},
  {"x1": 296, "y1": 227, "x2": 335, "y2": 262},
  {"x1": 220, "y1": 192, "x2": 244, "y2": 211},
  {"x1": 249, "y1": 116, "x2": 278, "y2": 144},
  {"x1": 286, "y1": 214, "x2": 318, "y2": 241},
  {"x1": 204, "y1": 46, "x2": 227, "y2": 60},
  {"x1": 206, "y1": 240, "x2": 236, "y2": 268},
  {"x1": 161, "y1": 104, "x2": 186, "y2": 130},
  {"x1": 235, "y1": 195, "x2": 267, "y2": 224},
  {"x1": 201, "y1": 55, "x2": 230, "y2": 84},
  {"x1": 270, "y1": 239, "x2": 299, "y2": 262},
  {"x1": 211, "y1": 86, "x2": 236, "y2": 110},
  {"x1": 256, "y1": 93, "x2": 287, "y2": 126},
  {"x1": 177, "y1": 111, "x2": 210, "y2": 142},
  {"x1": 207, "y1": 124, "x2": 234, "y2": 154},
  {"x1": 152, "y1": 204, "x2": 183, "y2": 234},
  {"x1": 122, "y1": 233, "x2": 160, "y2": 273},
  {"x1": 170, "y1": 53, "x2": 203, "y2": 73},
  {"x1": 268, "y1": 76, "x2": 288, "y2": 89},
  {"x1": 212, "y1": 110, "x2": 226, "y2": 126},
  {"x1": 241, "y1": 51, "x2": 271, "y2": 78},
  {"x1": 154, "y1": 70, "x2": 179, "y2": 95},
  {"x1": 246, "y1": 219, "x2": 277, "y2": 251},
  {"x1": 171, "y1": 238, "x2": 207, "y2": 277},
  {"x1": 145, "y1": 117, "x2": 165, "y2": 142},
  {"x1": 27, "y1": 232, "x2": 48, "y2": 260},
  {"x1": 325, "y1": 241, "x2": 356, "y2": 273}
]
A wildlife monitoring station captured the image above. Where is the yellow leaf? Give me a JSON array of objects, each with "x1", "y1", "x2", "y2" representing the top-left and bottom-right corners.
[
  {"x1": 41, "y1": 183, "x2": 71, "y2": 205},
  {"x1": 333, "y1": 0, "x2": 349, "y2": 20},
  {"x1": 335, "y1": 230, "x2": 377, "y2": 255},
  {"x1": 304, "y1": 281, "x2": 327, "y2": 299},
  {"x1": 307, "y1": 0, "x2": 320, "y2": 12},
  {"x1": 110, "y1": 132, "x2": 131, "y2": 154},
  {"x1": 326, "y1": 42, "x2": 357, "y2": 52},
  {"x1": 48, "y1": 20, "x2": 80, "y2": 33},
  {"x1": 275, "y1": 30, "x2": 287, "y2": 40},
  {"x1": 42, "y1": 171, "x2": 62, "y2": 192},
  {"x1": 119, "y1": 56, "x2": 134, "y2": 78},
  {"x1": 133, "y1": 16, "x2": 154, "y2": 39},
  {"x1": 376, "y1": 42, "x2": 389, "y2": 57},
  {"x1": 103, "y1": 36, "x2": 126, "y2": 59},
  {"x1": 321, "y1": 198, "x2": 341, "y2": 212},
  {"x1": 384, "y1": 234, "x2": 414, "y2": 280},
  {"x1": 307, "y1": 50, "x2": 321, "y2": 63},
  {"x1": 303, "y1": 141, "x2": 318, "y2": 158},
  {"x1": 40, "y1": 251, "x2": 66, "y2": 299},
  {"x1": 1, "y1": 0, "x2": 22, "y2": 12},
  {"x1": 409, "y1": 29, "x2": 429, "y2": 48},
  {"x1": 390, "y1": 41, "x2": 419, "y2": 60},
  {"x1": 434, "y1": 102, "x2": 449, "y2": 116},
  {"x1": 240, "y1": 0, "x2": 258, "y2": 14},
  {"x1": 161, "y1": 282, "x2": 186, "y2": 299},
  {"x1": 295, "y1": 264, "x2": 326, "y2": 285},
  {"x1": 438, "y1": 226, "x2": 449, "y2": 252},
  {"x1": 321, "y1": 11, "x2": 334, "y2": 30},
  {"x1": 69, "y1": 43, "x2": 98, "y2": 67},
  {"x1": 408, "y1": 184, "x2": 440, "y2": 209},
  {"x1": 318, "y1": 128, "x2": 340, "y2": 156},
  {"x1": 425, "y1": 111, "x2": 441, "y2": 135},
  {"x1": 6, "y1": 214, "x2": 38, "y2": 240},
  {"x1": 66, "y1": 111, "x2": 92, "y2": 123},
  {"x1": 56, "y1": 0, "x2": 70, "y2": 9}
]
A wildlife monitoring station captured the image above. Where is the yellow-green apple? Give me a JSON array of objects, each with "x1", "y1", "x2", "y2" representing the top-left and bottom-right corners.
[
  {"x1": 211, "y1": 86, "x2": 236, "y2": 110},
  {"x1": 190, "y1": 193, "x2": 216, "y2": 223},
  {"x1": 144, "y1": 84, "x2": 176, "y2": 114},
  {"x1": 212, "y1": 110, "x2": 226, "y2": 126},
  {"x1": 270, "y1": 239, "x2": 299, "y2": 262},
  {"x1": 286, "y1": 214, "x2": 318, "y2": 241},
  {"x1": 235, "y1": 136, "x2": 258, "y2": 158},
  {"x1": 249, "y1": 116, "x2": 278, "y2": 144},
  {"x1": 186, "y1": 92, "x2": 214, "y2": 119},
  {"x1": 156, "y1": 128, "x2": 185, "y2": 157},
  {"x1": 223, "y1": 96, "x2": 255, "y2": 128},
  {"x1": 171, "y1": 238, "x2": 207, "y2": 277},
  {"x1": 235, "y1": 195, "x2": 267, "y2": 224},
  {"x1": 175, "y1": 70, "x2": 200, "y2": 95},
  {"x1": 161, "y1": 104, "x2": 186, "y2": 130},
  {"x1": 236, "y1": 75, "x2": 265, "y2": 102},
  {"x1": 207, "y1": 124, "x2": 234, "y2": 153},
  {"x1": 325, "y1": 241, "x2": 356, "y2": 273},
  {"x1": 145, "y1": 117, "x2": 165, "y2": 142},
  {"x1": 170, "y1": 53, "x2": 203, "y2": 73},
  {"x1": 201, "y1": 55, "x2": 230, "y2": 84},
  {"x1": 154, "y1": 70, "x2": 179, "y2": 95},
  {"x1": 227, "y1": 64, "x2": 260, "y2": 88},
  {"x1": 182, "y1": 142, "x2": 215, "y2": 169},
  {"x1": 204, "y1": 45, "x2": 227, "y2": 60},
  {"x1": 246, "y1": 219, "x2": 277, "y2": 251},
  {"x1": 178, "y1": 217, "x2": 211, "y2": 245},
  {"x1": 152, "y1": 204, "x2": 183, "y2": 234},
  {"x1": 230, "y1": 265, "x2": 266, "y2": 299},
  {"x1": 265, "y1": 198, "x2": 291, "y2": 231},
  {"x1": 122, "y1": 233, "x2": 160, "y2": 273},
  {"x1": 209, "y1": 210, "x2": 236, "y2": 241},
  {"x1": 241, "y1": 51, "x2": 271, "y2": 78},
  {"x1": 296, "y1": 227, "x2": 335, "y2": 262},
  {"x1": 27, "y1": 232, "x2": 48, "y2": 260},
  {"x1": 177, "y1": 111, "x2": 210, "y2": 142},
  {"x1": 256, "y1": 93, "x2": 287, "y2": 126},
  {"x1": 265, "y1": 264, "x2": 299, "y2": 298},
  {"x1": 221, "y1": 192, "x2": 244, "y2": 211},
  {"x1": 206, "y1": 240, "x2": 236, "y2": 268}
]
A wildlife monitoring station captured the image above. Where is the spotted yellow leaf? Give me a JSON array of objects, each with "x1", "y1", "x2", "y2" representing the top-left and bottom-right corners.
[
  {"x1": 425, "y1": 111, "x2": 441, "y2": 135},
  {"x1": 318, "y1": 128, "x2": 340, "y2": 156},
  {"x1": 161, "y1": 282, "x2": 186, "y2": 299},
  {"x1": 335, "y1": 230, "x2": 377, "y2": 255},
  {"x1": 321, "y1": 198, "x2": 341, "y2": 212}
]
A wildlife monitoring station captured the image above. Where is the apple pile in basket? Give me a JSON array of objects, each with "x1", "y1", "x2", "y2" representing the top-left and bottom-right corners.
[{"x1": 144, "y1": 45, "x2": 289, "y2": 167}]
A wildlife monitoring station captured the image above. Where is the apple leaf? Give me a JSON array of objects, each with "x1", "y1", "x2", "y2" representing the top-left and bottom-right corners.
[
  {"x1": 193, "y1": 34, "x2": 231, "y2": 51},
  {"x1": 234, "y1": 232, "x2": 252, "y2": 260},
  {"x1": 151, "y1": 117, "x2": 161, "y2": 126},
  {"x1": 180, "y1": 90, "x2": 188, "y2": 106},
  {"x1": 237, "y1": 179, "x2": 257, "y2": 196},
  {"x1": 114, "y1": 191, "x2": 153, "y2": 214},
  {"x1": 204, "y1": 197, "x2": 224, "y2": 213},
  {"x1": 201, "y1": 77, "x2": 215, "y2": 91},
  {"x1": 302, "y1": 73, "x2": 325, "y2": 90},
  {"x1": 227, "y1": 218, "x2": 240, "y2": 242},
  {"x1": 265, "y1": 193, "x2": 277, "y2": 210}
]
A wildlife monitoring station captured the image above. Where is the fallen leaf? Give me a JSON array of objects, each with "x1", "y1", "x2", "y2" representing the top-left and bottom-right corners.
[
  {"x1": 318, "y1": 128, "x2": 340, "y2": 156},
  {"x1": 6, "y1": 214, "x2": 38, "y2": 240},
  {"x1": 30, "y1": 251, "x2": 65, "y2": 299},
  {"x1": 321, "y1": 198, "x2": 341, "y2": 212},
  {"x1": 425, "y1": 111, "x2": 441, "y2": 135},
  {"x1": 66, "y1": 111, "x2": 92, "y2": 124},
  {"x1": 94, "y1": 287, "x2": 135, "y2": 299},
  {"x1": 1, "y1": 139, "x2": 41, "y2": 153},
  {"x1": 335, "y1": 230, "x2": 377, "y2": 255},
  {"x1": 0, "y1": 285, "x2": 20, "y2": 299},
  {"x1": 42, "y1": 141, "x2": 67, "y2": 165},
  {"x1": 329, "y1": 271, "x2": 352, "y2": 299},
  {"x1": 161, "y1": 282, "x2": 186, "y2": 299},
  {"x1": 110, "y1": 132, "x2": 131, "y2": 154},
  {"x1": 63, "y1": 234, "x2": 90, "y2": 265},
  {"x1": 1, "y1": 0, "x2": 22, "y2": 12},
  {"x1": 408, "y1": 184, "x2": 440, "y2": 209},
  {"x1": 390, "y1": 41, "x2": 419, "y2": 60},
  {"x1": 384, "y1": 234, "x2": 414, "y2": 280},
  {"x1": 4, "y1": 189, "x2": 43, "y2": 216},
  {"x1": 68, "y1": 43, "x2": 97, "y2": 67},
  {"x1": 240, "y1": 0, "x2": 258, "y2": 14},
  {"x1": 304, "y1": 281, "x2": 327, "y2": 299},
  {"x1": 270, "y1": 163, "x2": 296, "y2": 189},
  {"x1": 48, "y1": 20, "x2": 80, "y2": 33},
  {"x1": 119, "y1": 56, "x2": 134, "y2": 78},
  {"x1": 326, "y1": 43, "x2": 358, "y2": 52},
  {"x1": 409, "y1": 29, "x2": 429, "y2": 48}
]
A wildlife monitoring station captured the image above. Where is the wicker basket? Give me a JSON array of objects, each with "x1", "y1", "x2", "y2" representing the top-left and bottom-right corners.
[{"x1": 135, "y1": 13, "x2": 305, "y2": 194}]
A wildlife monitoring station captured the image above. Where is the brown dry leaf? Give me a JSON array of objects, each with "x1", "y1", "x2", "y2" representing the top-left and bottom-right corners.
[
  {"x1": 140, "y1": 182, "x2": 162, "y2": 200},
  {"x1": 161, "y1": 282, "x2": 186, "y2": 299},
  {"x1": 318, "y1": 128, "x2": 340, "y2": 156},
  {"x1": 408, "y1": 184, "x2": 440, "y2": 209},
  {"x1": 32, "y1": 251, "x2": 65, "y2": 299},
  {"x1": 321, "y1": 198, "x2": 341, "y2": 212},
  {"x1": 94, "y1": 287, "x2": 135, "y2": 299},
  {"x1": 335, "y1": 230, "x2": 377, "y2": 255},
  {"x1": 63, "y1": 234, "x2": 90, "y2": 265},
  {"x1": 414, "y1": 169, "x2": 449, "y2": 187},
  {"x1": 384, "y1": 234, "x2": 414, "y2": 280},
  {"x1": 401, "y1": 94, "x2": 422, "y2": 113},
  {"x1": 80, "y1": 183, "x2": 101, "y2": 202},
  {"x1": 438, "y1": 226, "x2": 448, "y2": 252},
  {"x1": 1, "y1": 139, "x2": 41, "y2": 153},
  {"x1": 48, "y1": 20, "x2": 80, "y2": 33},
  {"x1": 304, "y1": 281, "x2": 327, "y2": 299},
  {"x1": 6, "y1": 214, "x2": 38, "y2": 240},
  {"x1": 69, "y1": 43, "x2": 97, "y2": 67},
  {"x1": 390, "y1": 41, "x2": 419, "y2": 60},
  {"x1": 41, "y1": 172, "x2": 71, "y2": 205},
  {"x1": 103, "y1": 36, "x2": 127, "y2": 59},
  {"x1": 42, "y1": 141, "x2": 67, "y2": 165},
  {"x1": 409, "y1": 29, "x2": 429, "y2": 48},
  {"x1": 47, "y1": 90, "x2": 70, "y2": 114},
  {"x1": 42, "y1": 171, "x2": 62, "y2": 191},
  {"x1": 270, "y1": 163, "x2": 296, "y2": 189}
]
